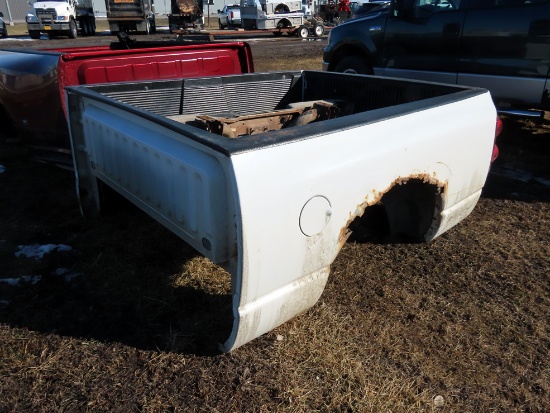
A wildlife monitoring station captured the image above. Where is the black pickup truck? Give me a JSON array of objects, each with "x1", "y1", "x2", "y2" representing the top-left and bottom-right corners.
[{"x1": 323, "y1": 0, "x2": 550, "y2": 115}]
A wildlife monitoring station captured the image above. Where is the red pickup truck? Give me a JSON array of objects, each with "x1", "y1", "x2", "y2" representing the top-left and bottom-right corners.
[{"x1": 0, "y1": 39, "x2": 254, "y2": 167}]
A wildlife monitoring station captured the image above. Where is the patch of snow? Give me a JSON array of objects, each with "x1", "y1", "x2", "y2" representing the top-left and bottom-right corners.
[
  {"x1": 0, "y1": 278, "x2": 19, "y2": 286},
  {"x1": 0, "y1": 269, "x2": 83, "y2": 288},
  {"x1": 491, "y1": 165, "x2": 550, "y2": 187},
  {"x1": 0, "y1": 275, "x2": 42, "y2": 286},
  {"x1": 535, "y1": 176, "x2": 550, "y2": 187},
  {"x1": 53, "y1": 267, "x2": 84, "y2": 282},
  {"x1": 0, "y1": 37, "x2": 37, "y2": 42},
  {"x1": 15, "y1": 243, "x2": 72, "y2": 259}
]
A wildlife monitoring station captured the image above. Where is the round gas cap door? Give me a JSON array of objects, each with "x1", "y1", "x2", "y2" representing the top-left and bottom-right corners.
[{"x1": 299, "y1": 196, "x2": 332, "y2": 237}]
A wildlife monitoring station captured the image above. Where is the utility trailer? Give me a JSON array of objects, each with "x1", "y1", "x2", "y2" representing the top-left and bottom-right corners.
[
  {"x1": 240, "y1": 0, "x2": 324, "y2": 37},
  {"x1": 66, "y1": 70, "x2": 500, "y2": 351}
]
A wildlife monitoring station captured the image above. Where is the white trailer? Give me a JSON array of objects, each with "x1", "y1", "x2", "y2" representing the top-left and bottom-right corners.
[{"x1": 240, "y1": 0, "x2": 324, "y2": 37}]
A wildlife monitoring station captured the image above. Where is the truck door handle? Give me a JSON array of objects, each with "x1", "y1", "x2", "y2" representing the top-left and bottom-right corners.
[{"x1": 443, "y1": 23, "x2": 461, "y2": 37}]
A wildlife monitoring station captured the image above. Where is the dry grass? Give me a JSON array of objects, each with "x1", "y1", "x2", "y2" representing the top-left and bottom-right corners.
[
  {"x1": 1, "y1": 48, "x2": 550, "y2": 412},
  {"x1": 254, "y1": 56, "x2": 323, "y2": 72}
]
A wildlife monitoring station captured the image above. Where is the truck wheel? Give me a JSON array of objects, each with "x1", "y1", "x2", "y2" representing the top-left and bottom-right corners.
[
  {"x1": 81, "y1": 19, "x2": 89, "y2": 36},
  {"x1": 68, "y1": 19, "x2": 77, "y2": 39},
  {"x1": 2, "y1": 23, "x2": 7, "y2": 38},
  {"x1": 83, "y1": 18, "x2": 93, "y2": 36},
  {"x1": 218, "y1": 19, "x2": 224, "y2": 29},
  {"x1": 313, "y1": 23, "x2": 325, "y2": 37},
  {"x1": 334, "y1": 55, "x2": 373, "y2": 75},
  {"x1": 29, "y1": 30, "x2": 41, "y2": 39},
  {"x1": 298, "y1": 25, "x2": 309, "y2": 38},
  {"x1": 83, "y1": 19, "x2": 95, "y2": 36},
  {"x1": 150, "y1": 16, "x2": 156, "y2": 34}
]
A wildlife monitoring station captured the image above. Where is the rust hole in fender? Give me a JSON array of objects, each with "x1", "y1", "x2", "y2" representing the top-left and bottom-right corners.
[{"x1": 338, "y1": 175, "x2": 447, "y2": 248}]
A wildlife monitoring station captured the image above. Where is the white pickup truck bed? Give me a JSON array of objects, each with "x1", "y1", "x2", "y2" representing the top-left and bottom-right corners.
[{"x1": 66, "y1": 71, "x2": 497, "y2": 351}]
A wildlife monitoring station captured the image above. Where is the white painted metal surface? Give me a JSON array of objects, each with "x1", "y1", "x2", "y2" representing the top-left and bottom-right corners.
[
  {"x1": 67, "y1": 72, "x2": 497, "y2": 351},
  {"x1": 223, "y1": 94, "x2": 495, "y2": 350}
]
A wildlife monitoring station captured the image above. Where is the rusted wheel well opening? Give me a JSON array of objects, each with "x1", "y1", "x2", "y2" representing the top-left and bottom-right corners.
[{"x1": 348, "y1": 179, "x2": 442, "y2": 244}]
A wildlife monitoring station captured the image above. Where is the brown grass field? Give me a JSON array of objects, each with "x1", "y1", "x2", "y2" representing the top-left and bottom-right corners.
[{"x1": 0, "y1": 28, "x2": 550, "y2": 412}]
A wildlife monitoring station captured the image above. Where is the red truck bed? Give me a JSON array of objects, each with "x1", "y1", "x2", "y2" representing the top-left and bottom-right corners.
[
  {"x1": 0, "y1": 41, "x2": 254, "y2": 166},
  {"x1": 56, "y1": 42, "x2": 253, "y2": 85}
]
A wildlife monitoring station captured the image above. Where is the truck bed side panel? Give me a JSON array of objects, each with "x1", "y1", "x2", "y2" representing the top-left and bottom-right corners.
[
  {"x1": 69, "y1": 95, "x2": 234, "y2": 263},
  {"x1": 58, "y1": 43, "x2": 254, "y2": 116},
  {"x1": 224, "y1": 91, "x2": 496, "y2": 350}
]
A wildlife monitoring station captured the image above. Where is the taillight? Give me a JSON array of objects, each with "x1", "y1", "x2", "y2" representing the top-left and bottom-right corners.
[
  {"x1": 230, "y1": 11, "x2": 234, "y2": 18},
  {"x1": 491, "y1": 116, "x2": 503, "y2": 163}
]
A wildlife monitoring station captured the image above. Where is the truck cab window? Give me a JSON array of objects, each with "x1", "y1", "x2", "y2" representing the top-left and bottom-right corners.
[
  {"x1": 413, "y1": 0, "x2": 460, "y2": 17},
  {"x1": 468, "y1": 0, "x2": 546, "y2": 8}
]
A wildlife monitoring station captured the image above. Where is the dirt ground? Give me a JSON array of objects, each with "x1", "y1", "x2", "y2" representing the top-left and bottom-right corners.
[{"x1": 0, "y1": 34, "x2": 549, "y2": 412}]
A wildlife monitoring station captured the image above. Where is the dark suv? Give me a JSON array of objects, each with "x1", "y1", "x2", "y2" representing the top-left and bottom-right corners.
[{"x1": 323, "y1": 0, "x2": 550, "y2": 114}]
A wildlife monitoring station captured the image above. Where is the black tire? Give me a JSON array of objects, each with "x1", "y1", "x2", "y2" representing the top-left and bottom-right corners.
[
  {"x1": 150, "y1": 16, "x2": 156, "y2": 34},
  {"x1": 29, "y1": 30, "x2": 41, "y2": 39},
  {"x1": 2, "y1": 23, "x2": 7, "y2": 38},
  {"x1": 68, "y1": 19, "x2": 77, "y2": 39},
  {"x1": 81, "y1": 19, "x2": 89, "y2": 36},
  {"x1": 333, "y1": 55, "x2": 373, "y2": 75},
  {"x1": 313, "y1": 23, "x2": 324, "y2": 37},
  {"x1": 83, "y1": 18, "x2": 94, "y2": 36},
  {"x1": 219, "y1": 19, "x2": 223, "y2": 29}
]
